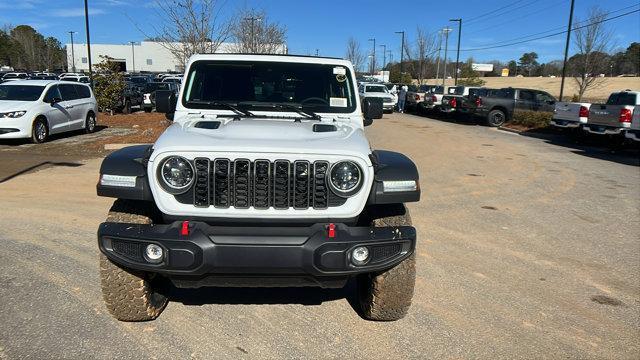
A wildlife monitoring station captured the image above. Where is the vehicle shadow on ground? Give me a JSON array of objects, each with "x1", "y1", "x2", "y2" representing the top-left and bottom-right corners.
[
  {"x1": 167, "y1": 279, "x2": 363, "y2": 311},
  {"x1": 0, "y1": 126, "x2": 108, "y2": 147},
  {"x1": 0, "y1": 161, "x2": 84, "y2": 183},
  {"x1": 519, "y1": 130, "x2": 640, "y2": 167}
]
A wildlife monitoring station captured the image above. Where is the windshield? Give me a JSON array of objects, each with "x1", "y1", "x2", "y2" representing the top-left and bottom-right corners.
[
  {"x1": 433, "y1": 86, "x2": 444, "y2": 94},
  {"x1": 365, "y1": 85, "x2": 387, "y2": 93},
  {"x1": 0, "y1": 85, "x2": 45, "y2": 101},
  {"x1": 182, "y1": 60, "x2": 356, "y2": 113},
  {"x1": 606, "y1": 92, "x2": 637, "y2": 105},
  {"x1": 419, "y1": 85, "x2": 432, "y2": 92}
]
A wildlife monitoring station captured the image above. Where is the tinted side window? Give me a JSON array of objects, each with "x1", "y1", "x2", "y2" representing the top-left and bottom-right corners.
[
  {"x1": 75, "y1": 84, "x2": 91, "y2": 99},
  {"x1": 606, "y1": 92, "x2": 636, "y2": 105},
  {"x1": 518, "y1": 90, "x2": 535, "y2": 101},
  {"x1": 43, "y1": 85, "x2": 61, "y2": 103},
  {"x1": 60, "y1": 84, "x2": 79, "y2": 101}
]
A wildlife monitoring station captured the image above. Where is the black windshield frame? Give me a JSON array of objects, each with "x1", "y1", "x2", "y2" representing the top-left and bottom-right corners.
[
  {"x1": 0, "y1": 85, "x2": 45, "y2": 101},
  {"x1": 181, "y1": 60, "x2": 357, "y2": 114}
]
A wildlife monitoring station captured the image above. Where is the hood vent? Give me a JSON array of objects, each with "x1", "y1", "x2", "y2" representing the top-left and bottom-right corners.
[
  {"x1": 194, "y1": 121, "x2": 221, "y2": 129},
  {"x1": 313, "y1": 124, "x2": 337, "y2": 133}
]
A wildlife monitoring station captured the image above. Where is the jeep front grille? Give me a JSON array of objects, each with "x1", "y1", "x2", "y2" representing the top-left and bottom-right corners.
[{"x1": 184, "y1": 158, "x2": 346, "y2": 210}]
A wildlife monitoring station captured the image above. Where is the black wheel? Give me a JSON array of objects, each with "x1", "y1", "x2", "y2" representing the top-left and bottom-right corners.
[
  {"x1": 85, "y1": 112, "x2": 96, "y2": 133},
  {"x1": 144, "y1": 107, "x2": 152, "y2": 113},
  {"x1": 31, "y1": 117, "x2": 48, "y2": 143},
  {"x1": 99, "y1": 199, "x2": 168, "y2": 321},
  {"x1": 123, "y1": 99, "x2": 131, "y2": 114},
  {"x1": 486, "y1": 109, "x2": 506, "y2": 127},
  {"x1": 358, "y1": 205, "x2": 416, "y2": 321}
]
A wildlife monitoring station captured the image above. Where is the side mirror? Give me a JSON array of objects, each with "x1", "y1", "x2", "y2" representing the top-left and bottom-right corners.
[
  {"x1": 155, "y1": 90, "x2": 176, "y2": 114},
  {"x1": 547, "y1": 100, "x2": 555, "y2": 105},
  {"x1": 51, "y1": 97, "x2": 62, "y2": 105},
  {"x1": 362, "y1": 97, "x2": 383, "y2": 126}
]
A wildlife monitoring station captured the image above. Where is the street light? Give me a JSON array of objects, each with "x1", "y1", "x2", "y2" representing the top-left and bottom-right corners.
[
  {"x1": 379, "y1": 44, "x2": 386, "y2": 70},
  {"x1": 395, "y1": 31, "x2": 405, "y2": 77},
  {"x1": 84, "y1": 0, "x2": 93, "y2": 86},
  {"x1": 68, "y1": 31, "x2": 77, "y2": 73},
  {"x1": 435, "y1": 30, "x2": 443, "y2": 81},
  {"x1": 368, "y1": 38, "x2": 376, "y2": 75},
  {"x1": 449, "y1": 18, "x2": 462, "y2": 85},
  {"x1": 441, "y1": 27, "x2": 452, "y2": 86},
  {"x1": 129, "y1": 41, "x2": 136, "y2": 73}
]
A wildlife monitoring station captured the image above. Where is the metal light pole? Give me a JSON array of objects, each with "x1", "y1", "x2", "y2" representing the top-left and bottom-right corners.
[
  {"x1": 387, "y1": 50, "x2": 393, "y2": 65},
  {"x1": 450, "y1": 18, "x2": 462, "y2": 85},
  {"x1": 84, "y1": 0, "x2": 93, "y2": 85},
  {"x1": 129, "y1": 41, "x2": 136, "y2": 73},
  {"x1": 368, "y1": 38, "x2": 376, "y2": 75},
  {"x1": 68, "y1": 31, "x2": 77, "y2": 73},
  {"x1": 379, "y1": 44, "x2": 386, "y2": 69},
  {"x1": 395, "y1": 31, "x2": 405, "y2": 78},
  {"x1": 435, "y1": 30, "x2": 443, "y2": 81},
  {"x1": 442, "y1": 27, "x2": 452, "y2": 86},
  {"x1": 559, "y1": 0, "x2": 575, "y2": 101}
]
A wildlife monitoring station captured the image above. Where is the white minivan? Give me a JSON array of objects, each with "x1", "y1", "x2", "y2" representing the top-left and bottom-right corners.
[{"x1": 0, "y1": 80, "x2": 98, "y2": 143}]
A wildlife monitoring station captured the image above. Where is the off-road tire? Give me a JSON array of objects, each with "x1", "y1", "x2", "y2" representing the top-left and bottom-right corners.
[
  {"x1": 144, "y1": 107, "x2": 152, "y2": 113},
  {"x1": 486, "y1": 109, "x2": 506, "y2": 127},
  {"x1": 358, "y1": 206, "x2": 416, "y2": 321},
  {"x1": 99, "y1": 199, "x2": 167, "y2": 321}
]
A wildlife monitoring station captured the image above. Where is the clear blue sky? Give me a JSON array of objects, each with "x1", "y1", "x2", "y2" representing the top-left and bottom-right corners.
[{"x1": 1, "y1": 0, "x2": 639, "y2": 63}]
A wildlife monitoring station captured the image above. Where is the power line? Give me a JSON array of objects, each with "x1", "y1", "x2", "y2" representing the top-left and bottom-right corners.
[
  {"x1": 468, "y1": 0, "x2": 569, "y2": 33},
  {"x1": 459, "y1": 8, "x2": 639, "y2": 52},
  {"x1": 464, "y1": 0, "x2": 528, "y2": 23}
]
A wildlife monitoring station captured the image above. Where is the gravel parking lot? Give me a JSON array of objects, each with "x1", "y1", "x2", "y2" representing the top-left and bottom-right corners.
[{"x1": 0, "y1": 113, "x2": 638, "y2": 359}]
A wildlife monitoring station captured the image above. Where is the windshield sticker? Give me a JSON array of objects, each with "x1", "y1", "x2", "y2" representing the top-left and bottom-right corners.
[
  {"x1": 336, "y1": 74, "x2": 346, "y2": 83},
  {"x1": 333, "y1": 67, "x2": 346, "y2": 76},
  {"x1": 330, "y1": 97, "x2": 348, "y2": 107}
]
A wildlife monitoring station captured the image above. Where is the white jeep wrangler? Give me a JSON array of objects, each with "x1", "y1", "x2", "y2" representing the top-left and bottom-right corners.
[{"x1": 96, "y1": 54, "x2": 420, "y2": 321}]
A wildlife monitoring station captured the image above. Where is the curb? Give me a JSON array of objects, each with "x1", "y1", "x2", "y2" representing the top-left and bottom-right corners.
[{"x1": 497, "y1": 126, "x2": 523, "y2": 134}]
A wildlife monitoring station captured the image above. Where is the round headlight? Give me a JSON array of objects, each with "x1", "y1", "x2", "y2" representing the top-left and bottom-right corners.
[
  {"x1": 159, "y1": 156, "x2": 194, "y2": 192},
  {"x1": 329, "y1": 161, "x2": 362, "y2": 197}
]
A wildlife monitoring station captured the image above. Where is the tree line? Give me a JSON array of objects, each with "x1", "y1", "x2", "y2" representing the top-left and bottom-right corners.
[{"x1": 0, "y1": 25, "x2": 67, "y2": 72}]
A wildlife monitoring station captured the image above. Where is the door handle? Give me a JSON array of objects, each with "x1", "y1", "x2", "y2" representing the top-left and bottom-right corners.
[{"x1": 65, "y1": 105, "x2": 74, "y2": 109}]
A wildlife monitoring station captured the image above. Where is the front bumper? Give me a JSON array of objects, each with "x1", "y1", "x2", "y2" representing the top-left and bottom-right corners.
[
  {"x1": 383, "y1": 103, "x2": 395, "y2": 110},
  {"x1": 98, "y1": 221, "x2": 416, "y2": 287}
]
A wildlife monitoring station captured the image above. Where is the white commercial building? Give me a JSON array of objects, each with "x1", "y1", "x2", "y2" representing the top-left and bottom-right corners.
[{"x1": 66, "y1": 41, "x2": 287, "y2": 73}]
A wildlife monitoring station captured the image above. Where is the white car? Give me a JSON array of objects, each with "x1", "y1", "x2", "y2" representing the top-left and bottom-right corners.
[
  {"x1": 551, "y1": 101, "x2": 591, "y2": 129},
  {"x1": 60, "y1": 74, "x2": 91, "y2": 83},
  {"x1": 0, "y1": 80, "x2": 98, "y2": 143},
  {"x1": 2, "y1": 72, "x2": 28, "y2": 82},
  {"x1": 358, "y1": 83, "x2": 395, "y2": 112},
  {"x1": 161, "y1": 76, "x2": 182, "y2": 84}
]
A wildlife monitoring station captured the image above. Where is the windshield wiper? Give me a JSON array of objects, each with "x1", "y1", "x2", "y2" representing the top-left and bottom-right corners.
[
  {"x1": 186, "y1": 100, "x2": 259, "y2": 117},
  {"x1": 239, "y1": 102, "x2": 322, "y2": 121}
]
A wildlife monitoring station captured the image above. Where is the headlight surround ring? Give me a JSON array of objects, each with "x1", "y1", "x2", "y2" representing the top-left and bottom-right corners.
[
  {"x1": 157, "y1": 156, "x2": 195, "y2": 194},
  {"x1": 328, "y1": 160, "x2": 363, "y2": 197}
]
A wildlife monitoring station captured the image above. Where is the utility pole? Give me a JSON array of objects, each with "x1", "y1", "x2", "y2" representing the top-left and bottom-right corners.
[
  {"x1": 245, "y1": 16, "x2": 261, "y2": 53},
  {"x1": 368, "y1": 38, "x2": 376, "y2": 75},
  {"x1": 68, "y1": 31, "x2": 77, "y2": 73},
  {"x1": 129, "y1": 41, "x2": 136, "y2": 73},
  {"x1": 84, "y1": 0, "x2": 93, "y2": 86},
  {"x1": 395, "y1": 31, "x2": 405, "y2": 78},
  {"x1": 442, "y1": 27, "x2": 452, "y2": 86},
  {"x1": 379, "y1": 44, "x2": 386, "y2": 69},
  {"x1": 435, "y1": 30, "x2": 443, "y2": 81},
  {"x1": 559, "y1": 0, "x2": 575, "y2": 102},
  {"x1": 315, "y1": 49, "x2": 319, "y2": 56},
  {"x1": 450, "y1": 18, "x2": 462, "y2": 85},
  {"x1": 387, "y1": 50, "x2": 393, "y2": 65}
]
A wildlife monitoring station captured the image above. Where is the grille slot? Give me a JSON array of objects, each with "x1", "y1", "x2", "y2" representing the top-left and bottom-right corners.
[{"x1": 181, "y1": 158, "x2": 349, "y2": 210}]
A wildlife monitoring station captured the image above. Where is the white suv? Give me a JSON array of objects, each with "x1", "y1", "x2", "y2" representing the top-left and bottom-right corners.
[{"x1": 0, "y1": 80, "x2": 98, "y2": 143}]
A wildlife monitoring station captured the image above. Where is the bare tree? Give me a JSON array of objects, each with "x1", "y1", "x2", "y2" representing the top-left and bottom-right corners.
[
  {"x1": 150, "y1": 0, "x2": 232, "y2": 70},
  {"x1": 345, "y1": 37, "x2": 365, "y2": 72},
  {"x1": 230, "y1": 9, "x2": 287, "y2": 54},
  {"x1": 415, "y1": 27, "x2": 436, "y2": 84},
  {"x1": 571, "y1": 7, "x2": 613, "y2": 100}
]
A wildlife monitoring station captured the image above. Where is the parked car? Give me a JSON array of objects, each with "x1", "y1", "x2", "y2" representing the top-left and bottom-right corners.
[
  {"x1": 624, "y1": 105, "x2": 640, "y2": 142},
  {"x1": 0, "y1": 80, "x2": 98, "y2": 143},
  {"x1": 95, "y1": 53, "x2": 420, "y2": 323},
  {"x1": 551, "y1": 101, "x2": 591, "y2": 130},
  {"x1": 419, "y1": 85, "x2": 455, "y2": 113},
  {"x1": 161, "y1": 76, "x2": 182, "y2": 86},
  {"x1": 114, "y1": 81, "x2": 144, "y2": 114},
  {"x1": 60, "y1": 74, "x2": 91, "y2": 83},
  {"x1": 471, "y1": 87, "x2": 556, "y2": 127},
  {"x1": 358, "y1": 83, "x2": 395, "y2": 113},
  {"x1": 141, "y1": 82, "x2": 179, "y2": 113},
  {"x1": 405, "y1": 84, "x2": 435, "y2": 112},
  {"x1": 439, "y1": 86, "x2": 481, "y2": 114},
  {"x1": 583, "y1": 90, "x2": 639, "y2": 137},
  {"x1": 2, "y1": 72, "x2": 28, "y2": 81}
]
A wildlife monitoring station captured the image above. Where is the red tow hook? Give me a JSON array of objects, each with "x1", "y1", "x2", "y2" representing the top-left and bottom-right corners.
[
  {"x1": 327, "y1": 223, "x2": 336, "y2": 238},
  {"x1": 180, "y1": 221, "x2": 190, "y2": 236}
]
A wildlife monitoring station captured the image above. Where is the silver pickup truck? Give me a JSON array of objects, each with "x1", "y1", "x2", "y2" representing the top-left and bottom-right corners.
[{"x1": 584, "y1": 91, "x2": 639, "y2": 136}]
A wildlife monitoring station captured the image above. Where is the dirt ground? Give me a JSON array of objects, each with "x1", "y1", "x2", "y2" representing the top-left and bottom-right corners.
[
  {"x1": 425, "y1": 76, "x2": 640, "y2": 102},
  {"x1": 0, "y1": 112, "x2": 638, "y2": 359}
]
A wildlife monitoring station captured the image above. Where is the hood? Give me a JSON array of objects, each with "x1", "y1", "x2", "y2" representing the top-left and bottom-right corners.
[
  {"x1": 151, "y1": 115, "x2": 372, "y2": 160},
  {"x1": 363, "y1": 93, "x2": 393, "y2": 100},
  {"x1": 0, "y1": 100, "x2": 34, "y2": 112}
]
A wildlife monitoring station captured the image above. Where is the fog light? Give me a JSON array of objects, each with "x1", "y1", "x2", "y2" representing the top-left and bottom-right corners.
[
  {"x1": 352, "y1": 246, "x2": 369, "y2": 265},
  {"x1": 145, "y1": 244, "x2": 164, "y2": 263}
]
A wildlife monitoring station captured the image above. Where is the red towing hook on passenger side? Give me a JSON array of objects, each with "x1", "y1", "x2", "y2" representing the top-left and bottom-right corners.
[
  {"x1": 180, "y1": 221, "x2": 190, "y2": 236},
  {"x1": 327, "y1": 223, "x2": 336, "y2": 238}
]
